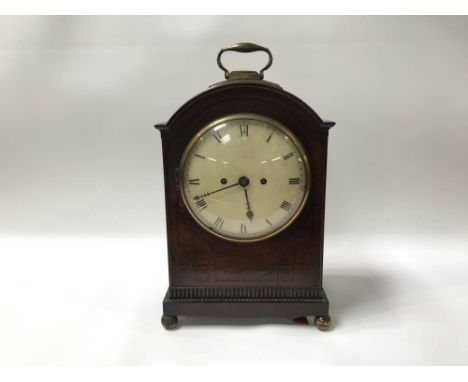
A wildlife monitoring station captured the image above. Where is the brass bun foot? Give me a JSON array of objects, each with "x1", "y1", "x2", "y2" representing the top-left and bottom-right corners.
[
  {"x1": 314, "y1": 315, "x2": 331, "y2": 331},
  {"x1": 161, "y1": 315, "x2": 178, "y2": 330}
]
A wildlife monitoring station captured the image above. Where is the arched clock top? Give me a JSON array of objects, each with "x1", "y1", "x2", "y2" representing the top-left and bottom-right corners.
[{"x1": 155, "y1": 80, "x2": 335, "y2": 137}]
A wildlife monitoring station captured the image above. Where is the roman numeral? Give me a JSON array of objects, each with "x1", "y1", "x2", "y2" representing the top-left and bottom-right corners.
[
  {"x1": 266, "y1": 131, "x2": 273, "y2": 143},
  {"x1": 214, "y1": 216, "x2": 224, "y2": 229},
  {"x1": 213, "y1": 131, "x2": 222, "y2": 143},
  {"x1": 265, "y1": 218, "x2": 273, "y2": 227},
  {"x1": 195, "y1": 198, "x2": 207, "y2": 212},
  {"x1": 194, "y1": 154, "x2": 205, "y2": 159},
  {"x1": 240, "y1": 223, "x2": 247, "y2": 234},
  {"x1": 283, "y1": 152, "x2": 294, "y2": 160},
  {"x1": 240, "y1": 123, "x2": 249, "y2": 136},
  {"x1": 289, "y1": 177, "x2": 300, "y2": 185},
  {"x1": 280, "y1": 200, "x2": 292, "y2": 212},
  {"x1": 188, "y1": 178, "x2": 200, "y2": 185}
]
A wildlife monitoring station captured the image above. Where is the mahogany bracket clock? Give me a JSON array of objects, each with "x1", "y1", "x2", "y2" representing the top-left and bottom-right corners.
[{"x1": 155, "y1": 43, "x2": 335, "y2": 330}]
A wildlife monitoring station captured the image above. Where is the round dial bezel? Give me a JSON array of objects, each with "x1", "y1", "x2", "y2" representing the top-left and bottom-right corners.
[{"x1": 178, "y1": 113, "x2": 311, "y2": 243}]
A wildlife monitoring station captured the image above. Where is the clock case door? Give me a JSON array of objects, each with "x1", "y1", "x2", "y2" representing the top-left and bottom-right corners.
[{"x1": 155, "y1": 78, "x2": 335, "y2": 319}]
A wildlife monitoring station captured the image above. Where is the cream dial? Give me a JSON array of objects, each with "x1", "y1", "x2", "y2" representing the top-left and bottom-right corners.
[{"x1": 180, "y1": 114, "x2": 310, "y2": 242}]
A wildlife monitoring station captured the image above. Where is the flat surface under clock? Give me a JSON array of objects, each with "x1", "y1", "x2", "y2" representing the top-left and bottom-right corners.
[{"x1": 3, "y1": 235, "x2": 468, "y2": 365}]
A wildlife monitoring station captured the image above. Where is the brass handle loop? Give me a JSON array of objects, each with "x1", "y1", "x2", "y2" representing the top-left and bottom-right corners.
[{"x1": 217, "y1": 42, "x2": 273, "y2": 79}]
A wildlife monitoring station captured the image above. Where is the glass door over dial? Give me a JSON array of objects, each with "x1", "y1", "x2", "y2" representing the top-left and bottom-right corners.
[{"x1": 179, "y1": 113, "x2": 310, "y2": 242}]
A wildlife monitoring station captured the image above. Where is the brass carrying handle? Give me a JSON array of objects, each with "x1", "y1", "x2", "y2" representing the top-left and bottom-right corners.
[{"x1": 217, "y1": 42, "x2": 273, "y2": 79}]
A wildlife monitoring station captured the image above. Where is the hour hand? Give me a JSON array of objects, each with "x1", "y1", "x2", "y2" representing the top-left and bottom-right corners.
[
  {"x1": 243, "y1": 187, "x2": 254, "y2": 222},
  {"x1": 238, "y1": 176, "x2": 254, "y2": 221}
]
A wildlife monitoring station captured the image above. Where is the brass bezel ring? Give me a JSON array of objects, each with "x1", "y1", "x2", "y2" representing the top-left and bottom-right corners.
[{"x1": 178, "y1": 113, "x2": 311, "y2": 243}]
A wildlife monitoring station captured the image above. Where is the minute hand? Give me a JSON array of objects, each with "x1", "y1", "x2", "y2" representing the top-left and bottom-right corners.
[{"x1": 196, "y1": 182, "x2": 240, "y2": 198}]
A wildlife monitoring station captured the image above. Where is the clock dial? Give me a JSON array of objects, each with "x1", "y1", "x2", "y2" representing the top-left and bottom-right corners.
[{"x1": 179, "y1": 114, "x2": 310, "y2": 242}]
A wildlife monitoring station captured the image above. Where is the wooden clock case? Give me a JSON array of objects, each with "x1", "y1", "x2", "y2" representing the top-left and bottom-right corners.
[{"x1": 155, "y1": 49, "x2": 335, "y2": 330}]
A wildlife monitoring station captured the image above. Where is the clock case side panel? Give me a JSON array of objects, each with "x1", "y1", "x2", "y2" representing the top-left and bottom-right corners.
[
  {"x1": 154, "y1": 123, "x2": 176, "y2": 287},
  {"x1": 156, "y1": 80, "x2": 334, "y2": 318}
]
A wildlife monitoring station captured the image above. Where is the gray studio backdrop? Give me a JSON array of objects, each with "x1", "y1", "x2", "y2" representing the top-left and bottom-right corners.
[{"x1": 0, "y1": 16, "x2": 467, "y2": 237}]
